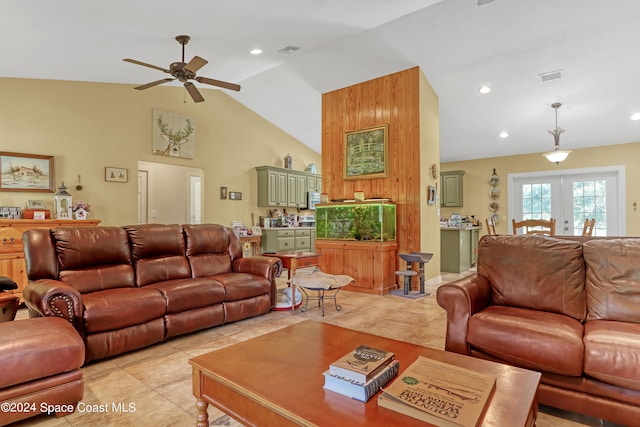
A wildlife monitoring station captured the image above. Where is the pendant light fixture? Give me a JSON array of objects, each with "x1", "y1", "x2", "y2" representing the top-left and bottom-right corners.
[{"x1": 543, "y1": 102, "x2": 571, "y2": 164}]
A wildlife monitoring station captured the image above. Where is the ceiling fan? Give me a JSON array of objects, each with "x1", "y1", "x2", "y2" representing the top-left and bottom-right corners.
[{"x1": 123, "y1": 35, "x2": 241, "y2": 103}]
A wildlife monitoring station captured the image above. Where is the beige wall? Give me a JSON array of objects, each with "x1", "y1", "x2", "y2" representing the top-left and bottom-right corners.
[
  {"x1": 441, "y1": 141, "x2": 640, "y2": 236},
  {"x1": 419, "y1": 72, "x2": 441, "y2": 280},
  {"x1": 0, "y1": 78, "x2": 321, "y2": 226}
]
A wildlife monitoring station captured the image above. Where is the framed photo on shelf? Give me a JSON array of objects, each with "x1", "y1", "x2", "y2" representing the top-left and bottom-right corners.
[
  {"x1": 105, "y1": 167, "x2": 128, "y2": 183},
  {"x1": 27, "y1": 200, "x2": 46, "y2": 209},
  {"x1": 0, "y1": 151, "x2": 55, "y2": 192},
  {"x1": 344, "y1": 124, "x2": 388, "y2": 180}
]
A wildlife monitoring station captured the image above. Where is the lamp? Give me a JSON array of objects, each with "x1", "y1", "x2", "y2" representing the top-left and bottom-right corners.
[{"x1": 543, "y1": 102, "x2": 571, "y2": 164}]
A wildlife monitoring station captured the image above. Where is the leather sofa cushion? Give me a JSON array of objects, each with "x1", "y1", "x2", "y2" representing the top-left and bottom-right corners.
[
  {"x1": 134, "y1": 256, "x2": 191, "y2": 287},
  {"x1": 468, "y1": 305, "x2": 584, "y2": 376},
  {"x1": 583, "y1": 239, "x2": 640, "y2": 322},
  {"x1": 52, "y1": 227, "x2": 135, "y2": 293},
  {"x1": 0, "y1": 317, "x2": 84, "y2": 389},
  {"x1": 125, "y1": 224, "x2": 192, "y2": 286},
  {"x1": 83, "y1": 287, "x2": 166, "y2": 333},
  {"x1": 478, "y1": 235, "x2": 586, "y2": 321},
  {"x1": 184, "y1": 224, "x2": 233, "y2": 277},
  {"x1": 60, "y1": 264, "x2": 135, "y2": 294},
  {"x1": 211, "y1": 272, "x2": 271, "y2": 301},
  {"x1": 584, "y1": 320, "x2": 640, "y2": 392},
  {"x1": 189, "y1": 254, "x2": 232, "y2": 278},
  {"x1": 147, "y1": 278, "x2": 226, "y2": 313},
  {"x1": 125, "y1": 224, "x2": 186, "y2": 260}
]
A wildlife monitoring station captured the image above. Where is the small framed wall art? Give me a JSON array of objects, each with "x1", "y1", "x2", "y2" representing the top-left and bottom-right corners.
[
  {"x1": 220, "y1": 187, "x2": 228, "y2": 199},
  {"x1": 105, "y1": 167, "x2": 128, "y2": 183},
  {"x1": 229, "y1": 192, "x2": 242, "y2": 200}
]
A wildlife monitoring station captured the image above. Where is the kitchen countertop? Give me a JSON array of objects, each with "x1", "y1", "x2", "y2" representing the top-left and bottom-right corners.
[
  {"x1": 261, "y1": 226, "x2": 316, "y2": 230},
  {"x1": 440, "y1": 226, "x2": 481, "y2": 230}
]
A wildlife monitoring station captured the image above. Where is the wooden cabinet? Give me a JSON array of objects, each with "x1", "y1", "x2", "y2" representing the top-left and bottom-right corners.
[
  {"x1": 256, "y1": 166, "x2": 321, "y2": 209},
  {"x1": 0, "y1": 219, "x2": 101, "y2": 301},
  {"x1": 440, "y1": 227, "x2": 480, "y2": 273},
  {"x1": 261, "y1": 228, "x2": 315, "y2": 252},
  {"x1": 315, "y1": 240, "x2": 398, "y2": 295},
  {"x1": 440, "y1": 170, "x2": 465, "y2": 207}
]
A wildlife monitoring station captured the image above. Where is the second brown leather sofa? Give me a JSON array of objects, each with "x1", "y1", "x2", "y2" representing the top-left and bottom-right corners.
[
  {"x1": 437, "y1": 235, "x2": 640, "y2": 426},
  {"x1": 22, "y1": 224, "x2": 282, "y2": 363}
]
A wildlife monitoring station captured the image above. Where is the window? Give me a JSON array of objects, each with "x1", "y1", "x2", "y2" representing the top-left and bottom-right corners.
[{"x1": 508, "y1": 166, "x2": 625, "y2": 236}]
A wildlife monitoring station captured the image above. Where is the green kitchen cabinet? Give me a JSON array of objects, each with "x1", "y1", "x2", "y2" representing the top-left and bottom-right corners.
[
  {"x1": 440, "y1": 227, "x2": 479, "y2": 273},
  {"x1": 256, "y1": 166, "x2": 321, "y2": 209},
  {"x1": 440, "y1": 170, "x2": 465, "y2": 207},
  {"x1": 260, "y1": 228, "x2": 315, "y2": 252}
]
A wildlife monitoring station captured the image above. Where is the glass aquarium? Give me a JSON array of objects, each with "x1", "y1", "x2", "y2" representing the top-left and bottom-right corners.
[{"x1": 315, "y1": 202, "x2": 396, "y2": 241}]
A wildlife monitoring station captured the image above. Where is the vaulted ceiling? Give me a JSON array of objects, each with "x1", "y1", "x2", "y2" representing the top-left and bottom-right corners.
[{"x1": 3, "y1": 0, "x2": 639, "y2": 162}]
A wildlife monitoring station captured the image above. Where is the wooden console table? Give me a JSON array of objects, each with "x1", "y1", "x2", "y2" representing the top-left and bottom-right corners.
[
  {"x1": 0, "y1": 219, "x2": 101, "y2": 301},
  {"x1": 315, "y1": 240, "x2": 398, "y2": 295}
]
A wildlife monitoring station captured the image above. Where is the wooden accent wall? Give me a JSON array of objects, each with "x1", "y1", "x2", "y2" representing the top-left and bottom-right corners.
[{"x1": 321, "y1": 67, "x2": 423, "y2": 269}]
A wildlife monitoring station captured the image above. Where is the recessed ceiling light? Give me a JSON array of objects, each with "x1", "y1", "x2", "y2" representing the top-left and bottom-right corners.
[
  {"x1": 631, "y1": 112, "x2": 640, "y2": 121},
  {"x1": 499, "y1": 132, "x2": 509, "y2": 138},
  {"x1": 479, "y1": 86, "x2": 491, "y2": 94},
  {"x1": 250, "y1": 48, "x2": 262, "y2": 55}
]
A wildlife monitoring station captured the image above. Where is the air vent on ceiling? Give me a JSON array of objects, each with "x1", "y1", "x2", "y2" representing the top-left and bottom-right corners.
[
  {"x1": 539, "y1": 70, "x2": 563, "y2": 82},
  {"x1": 278, "y1": 45, "x2": 300, "y2": 54}
]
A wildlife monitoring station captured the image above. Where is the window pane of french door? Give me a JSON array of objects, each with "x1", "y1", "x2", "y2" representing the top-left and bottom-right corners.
[{"x1": 572, "y1": 179, "x2": 607, "y2": 236}]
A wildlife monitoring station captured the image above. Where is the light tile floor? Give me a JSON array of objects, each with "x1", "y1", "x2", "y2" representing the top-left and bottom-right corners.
[{"x1": 12, "y1": 269, "x2": 620, "y2": 427}]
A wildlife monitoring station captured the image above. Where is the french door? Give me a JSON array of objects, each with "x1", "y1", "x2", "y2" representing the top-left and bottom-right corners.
[{"x1": 508, "y1": 166, "x2": 625, "y2": 236}]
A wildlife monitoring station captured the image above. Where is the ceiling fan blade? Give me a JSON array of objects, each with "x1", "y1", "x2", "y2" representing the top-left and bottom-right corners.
[
  {"x1": 184, "y1": 56, "x2": 208, "y2": 74},
  {"x1": 196, "y1": 76, "x2": 241, "y2": 92},
  {"x1": 123, "y1": 58, "x2": 170, "y2": 73},
  {"x1": 184, "y1": 82, "x2": 205, "y2": 103},
  {"x1": 134, "y1": 78, "x2": 175, "y2": 90}
]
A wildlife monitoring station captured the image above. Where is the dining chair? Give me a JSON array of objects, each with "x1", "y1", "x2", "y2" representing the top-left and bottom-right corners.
[
  {"x1": 582, "y1": 218, "x2": 595, "y2": 236},
  {"x1": 512, "y1": 218, "x2": 556, "y2": 236},
  {"x1": 485, "y1": 218, "x2": 497, "y2": 235}
]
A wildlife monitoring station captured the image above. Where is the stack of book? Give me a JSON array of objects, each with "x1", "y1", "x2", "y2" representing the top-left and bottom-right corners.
[
  {"x1": 323, "y1": 344, "x2": 399, "y2": 402},
  {"x1": 378, "y1": 356, "x2": 496, "y2": 427}
]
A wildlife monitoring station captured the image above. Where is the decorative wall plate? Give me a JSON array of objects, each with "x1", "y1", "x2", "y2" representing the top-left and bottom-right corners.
[
  {"x1": 489, "y1": 188, "x2": 501, "y2": 199},
  {"x1": 491, "y1": 213, "x2": 500, "y2": 224},
  {"x1": 489, "y1": 201, "x2": 500, "y2": 212},
  {"x1": 489, "y1": 175, "x2": 500, "y2": 186}
]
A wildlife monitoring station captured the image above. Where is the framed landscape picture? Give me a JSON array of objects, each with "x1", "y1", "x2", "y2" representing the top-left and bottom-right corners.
[
  {"x1": 0, "y1": 151, "x2": 55, "y2": 192},
  {"x1": 344, "y1": 124, "x2": 388, "y2": 179}
]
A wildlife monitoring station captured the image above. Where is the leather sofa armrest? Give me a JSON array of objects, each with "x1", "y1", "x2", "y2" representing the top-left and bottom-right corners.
[
  {"x1": 23, "y1": 279, "x2": 84, "y2": 334},
  {"x1": 436, "y1": 274, "x2": 491, "y2": 356},
  {"x1": 232, "y1": 256, "x2": 283, "y2": 307}
]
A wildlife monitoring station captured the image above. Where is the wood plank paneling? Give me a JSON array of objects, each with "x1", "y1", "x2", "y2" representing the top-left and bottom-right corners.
[{"x1": 321, "y1": 67, "x2": 423, "y2": 287}]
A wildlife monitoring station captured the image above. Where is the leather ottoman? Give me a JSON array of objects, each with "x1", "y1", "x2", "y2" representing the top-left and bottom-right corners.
[{"x1": 0, "y1": 317, "x2": 85, "y2": 426}]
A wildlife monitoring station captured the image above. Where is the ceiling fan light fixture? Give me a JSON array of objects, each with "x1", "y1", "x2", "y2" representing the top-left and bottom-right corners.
[
  {"x1": 631, "y1": 112, "x2": 640, "y2": 121},
  {"x1": 250, "y1": 48, "x2": 263, "y2": 55},
  {"x1": 479, "y1": 85, "x2": 491, "y2": 94},
  {"x1": 543, "y1": 102, "x2": 571, "y2": 164}
]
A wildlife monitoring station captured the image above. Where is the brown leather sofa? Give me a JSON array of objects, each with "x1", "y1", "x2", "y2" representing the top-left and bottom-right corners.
[
  {"x1": 437, "y1": 235, "x2": 640, "y2": 426},
  {"x1": 22, "y1": 224, "x2": 282, "y2": 363}
]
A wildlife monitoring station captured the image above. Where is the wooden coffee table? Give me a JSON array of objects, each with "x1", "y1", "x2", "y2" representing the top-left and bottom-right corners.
[{"x1": 190, "y1": 321, "x2": 541, "y2": 427}]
